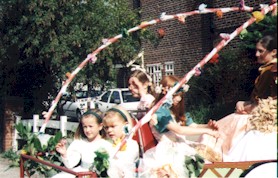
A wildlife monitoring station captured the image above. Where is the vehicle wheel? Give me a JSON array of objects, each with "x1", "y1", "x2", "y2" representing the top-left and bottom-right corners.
[{"x1": 76, "y1": 110, "x2": 82, "y2": 122}]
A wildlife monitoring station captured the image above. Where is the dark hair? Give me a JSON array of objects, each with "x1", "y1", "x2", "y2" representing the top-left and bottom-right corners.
[
  {"x1": 259, "y1": 35, "x2": 277, "y2": 53},
  {"x1": 74, "y1": 109, "x2": 104, "y2": 139}
]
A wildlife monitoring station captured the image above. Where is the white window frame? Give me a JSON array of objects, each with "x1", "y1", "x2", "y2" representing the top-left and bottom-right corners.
[
  {"x1": 146, "y1": 63, "x2": 162, "y2": 86},
  {"x1": 165, "y1": 62, "x2": 175, "y2": 76}
]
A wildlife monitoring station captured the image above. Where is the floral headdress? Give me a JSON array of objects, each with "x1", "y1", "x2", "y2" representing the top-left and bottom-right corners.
[
  {"x1": 127, "y1": 51, "x2": 153, "y2": 83},
  {"x1": 130, "y1": 65, "x2": 153, "y2": 83},
  {"x1": 155, "y1": 82, "x2": 190, "y2": 95}
]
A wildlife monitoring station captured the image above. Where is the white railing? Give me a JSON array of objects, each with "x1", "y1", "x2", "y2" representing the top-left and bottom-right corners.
[{"x1": 13, "y1": 115, "x2": 79, "y2": 151}]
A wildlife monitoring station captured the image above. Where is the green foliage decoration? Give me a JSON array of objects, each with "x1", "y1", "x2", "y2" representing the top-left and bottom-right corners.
[
  {"x1": 90, "y1": 148, "x2": 110, "y2": 177},
  {"x1": 3, "y1": 122, "x2": 64, "y2": 177},
  {"x1": 185, "y1": 154, "x2": 204, "y2": 178}
]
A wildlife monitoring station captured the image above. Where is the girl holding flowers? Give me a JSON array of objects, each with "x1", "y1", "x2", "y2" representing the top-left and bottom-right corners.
[{"x1": 52, "y1": 109, "x2": 112, "y2": 178}]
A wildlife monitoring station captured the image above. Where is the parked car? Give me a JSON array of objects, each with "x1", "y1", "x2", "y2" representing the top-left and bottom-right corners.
[
  {"x1": 76, "y1": 90, "x2": 103, "y2": 111},
  {"x1": 57, "y1": 92, "x2": 83, "y2": 121},
  {"x1": 94, "y1": 88, "x2": 140, "y2": 112}
]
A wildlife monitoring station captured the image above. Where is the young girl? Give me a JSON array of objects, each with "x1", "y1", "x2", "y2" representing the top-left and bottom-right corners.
[
  {"x1": 103, "y1": 105, "x2": 139, "y2": 178},
  {"x1": 199, "y1": 34, "x2": 277, "y2": 161},
  {"x1": 128, "y1": 69, "x2": 155, "y2": 111},
  {"x1": 52, "y1": 109, "x2": 112, "y2": 178},
  {"x1": 140, "y1": 75, "x2": 219, "y2": 178}
]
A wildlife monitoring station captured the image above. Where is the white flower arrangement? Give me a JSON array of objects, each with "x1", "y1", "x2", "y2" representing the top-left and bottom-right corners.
[{"x1": 154, "y1": 84, "x2": 190, "y2": 94}]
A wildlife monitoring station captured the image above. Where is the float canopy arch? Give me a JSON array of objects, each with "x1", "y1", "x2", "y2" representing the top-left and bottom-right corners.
[{"x1": 40, "y1": 1, "x2": 277, "y2": 154}]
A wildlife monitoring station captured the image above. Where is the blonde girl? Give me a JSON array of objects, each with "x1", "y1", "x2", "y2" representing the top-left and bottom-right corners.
[{"x1": 103, "y1": 105, "x2": 139, "y2": 178}]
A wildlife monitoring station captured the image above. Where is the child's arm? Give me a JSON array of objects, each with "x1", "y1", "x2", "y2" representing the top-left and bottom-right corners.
[
  {"x1": 167, "y1": 121, "x2": 219, "y2": 137},
  {"x1": 57, "y1": 140, "x2": 82, "y2": 169},
  {"x1": 189, "y1": 119, "x2": 218, "y2": 130},
  {"x1": 185, "y1": 113, "x2": 218, "y2": 130}
]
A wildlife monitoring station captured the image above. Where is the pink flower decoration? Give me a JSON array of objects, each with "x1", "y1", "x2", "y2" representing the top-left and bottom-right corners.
[
  {"x1": 220, "y1": 33, "x2": 230, "y2": 41},
  {"x1": 87, "y1": 54, "x2": 97, "y2": 64},
  {"x1": 194, "y1": 67, "x2": 202, "y2": 76},
  {"x1": 102, "y1": 38, "x2": 109, "y2": 45}
]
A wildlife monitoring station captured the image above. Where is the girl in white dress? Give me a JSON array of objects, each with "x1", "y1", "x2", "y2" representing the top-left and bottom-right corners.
[
  {"x1": 52, "y1": 109, "x2": 112, "y2": 178},
  {"x1": 103, "y1": 105, "x2": 140, "y2": 178}
]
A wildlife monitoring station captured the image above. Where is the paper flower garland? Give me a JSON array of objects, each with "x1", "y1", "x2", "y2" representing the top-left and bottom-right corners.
[
  {"x1": 216, "y1": 10, "x2": 223, "y2": 18},
  {"x1": 157, "y1": 28, "x2": 166, "y2": 38},
  {"x1": 65, "y1": 72, "x2": 71, "y2": 79},
  {"x1": 252, "y1": 11, "x2": 265, "y2": 23},
  {"x1": 209, "y1": 53, "x2": 219, "y2": 64}
]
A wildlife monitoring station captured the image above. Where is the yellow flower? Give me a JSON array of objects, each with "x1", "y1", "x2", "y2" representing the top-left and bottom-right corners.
[
  {"x1": 113, "y1": 138, "x2": 127, "y2": 151},
  {"x1": 140, "y1": 21, "x2": 149, "y2": 32},
  {"x1": 21, "y1": 149, "x2": 27, "y2": 155},
  {"x1": 216, "y1": 10, "x2": 223, "y2": 18},
  {"x1": 65, "y1": 72, "x2": 71, "y2": 79},
  {"x1": 252, "y1": 11, "x2": 265, "y2": 23}
]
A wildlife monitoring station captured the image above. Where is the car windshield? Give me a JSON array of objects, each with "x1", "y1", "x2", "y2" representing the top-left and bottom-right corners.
[
  {"x1": 75, "y1": 91, "x2": 88, "y2": 99},
  {"x1": 122, "y1": 90, "x2": 140, "y2": 102},
  {"x1": 90, "y1": 90, "x2": 102, "y2": 98}
]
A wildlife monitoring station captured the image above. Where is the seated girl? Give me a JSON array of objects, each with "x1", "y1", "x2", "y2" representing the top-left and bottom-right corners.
[
  {"x1": 140, "y1": 75, "x2": 219, "y2": 178},
  {"x1": 52, "y1": 109, "x2": 112, "y2": 178},
  {"x1": 199, "y1": 34, "x2": 277, "y2": 162},
  {"x1": 103, "y1": 105, "x2": 139, "y2": 178}
]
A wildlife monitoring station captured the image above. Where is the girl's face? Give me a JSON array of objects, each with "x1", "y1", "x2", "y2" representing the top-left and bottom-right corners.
[
  {"x1": 256, "y1": 42, "x2": 276, "y2": 64},
  {"x1": 173, "y1": 94, "x2": 182, "y2": 106},
  {"x1": 103, "y1": 116, "x2": 126, "y2": 141},
  {"x1": 128, "y1": 77, "x2": 147, "y2": 98},
  {"x1": 82, "y1": 116, "x2": 102, "y2": 142}
]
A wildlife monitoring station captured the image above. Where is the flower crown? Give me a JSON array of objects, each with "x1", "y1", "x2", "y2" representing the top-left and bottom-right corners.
[
  {"x1": 130, "y1": 65, "x2": 153, "y2": 83},
  {"x1": 155, "y1": 82, "x2": 190, "y2": 94}
]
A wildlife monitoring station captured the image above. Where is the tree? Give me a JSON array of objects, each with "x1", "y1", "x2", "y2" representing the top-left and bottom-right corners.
[{"x1": 0, "y1": 0, "x2": 153, "y2": 114}]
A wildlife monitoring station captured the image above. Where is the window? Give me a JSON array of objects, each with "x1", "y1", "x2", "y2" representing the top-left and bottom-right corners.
[
  {"x1": 146, "y1": 64, "x2": 162, "y2": 86},
  {"x1": 165, "y1": 62, "x2": 174, "y2": 76},
  {"x1": 100, "y1": 91, "x2": 111, "y2": 102},
  {"x1": 110, "y1": 91, "x2": 120, "y2": 103},
  {"x1": 122, "y1": 91, "x2": 140, "y2": 103}
]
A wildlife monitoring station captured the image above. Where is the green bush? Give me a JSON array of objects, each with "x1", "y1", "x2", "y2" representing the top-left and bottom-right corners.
[{"x1": 3, "y1": 122, "x2": 64, "y2": 177}]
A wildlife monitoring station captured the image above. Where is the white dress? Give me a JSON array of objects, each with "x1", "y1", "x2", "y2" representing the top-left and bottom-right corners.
[
  {"x1": 225, "y1": 130, "x2": 277, "y2": 162},
  {"x1": 139, "y1": 104, "x2": 198, "y2": 178},
  {"x1": 52, "y1": 138, "x2": 113, "y2": 178},
  {"x1": 108, "y1": 139, "x2": 139, "y2": 178}
]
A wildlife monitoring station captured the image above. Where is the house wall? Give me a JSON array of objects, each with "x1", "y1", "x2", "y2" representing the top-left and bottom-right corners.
[
  {"x1": 0, "y1": 97, "x2": 23, "y2": 151},
  {"x1": 139, "y1": 0, "x2": 270, "y2": 78}
]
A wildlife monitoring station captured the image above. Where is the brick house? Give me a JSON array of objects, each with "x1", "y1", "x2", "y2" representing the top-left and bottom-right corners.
[{"x1": 119, "y1": 0, "x2": 270, "y2": 86}]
